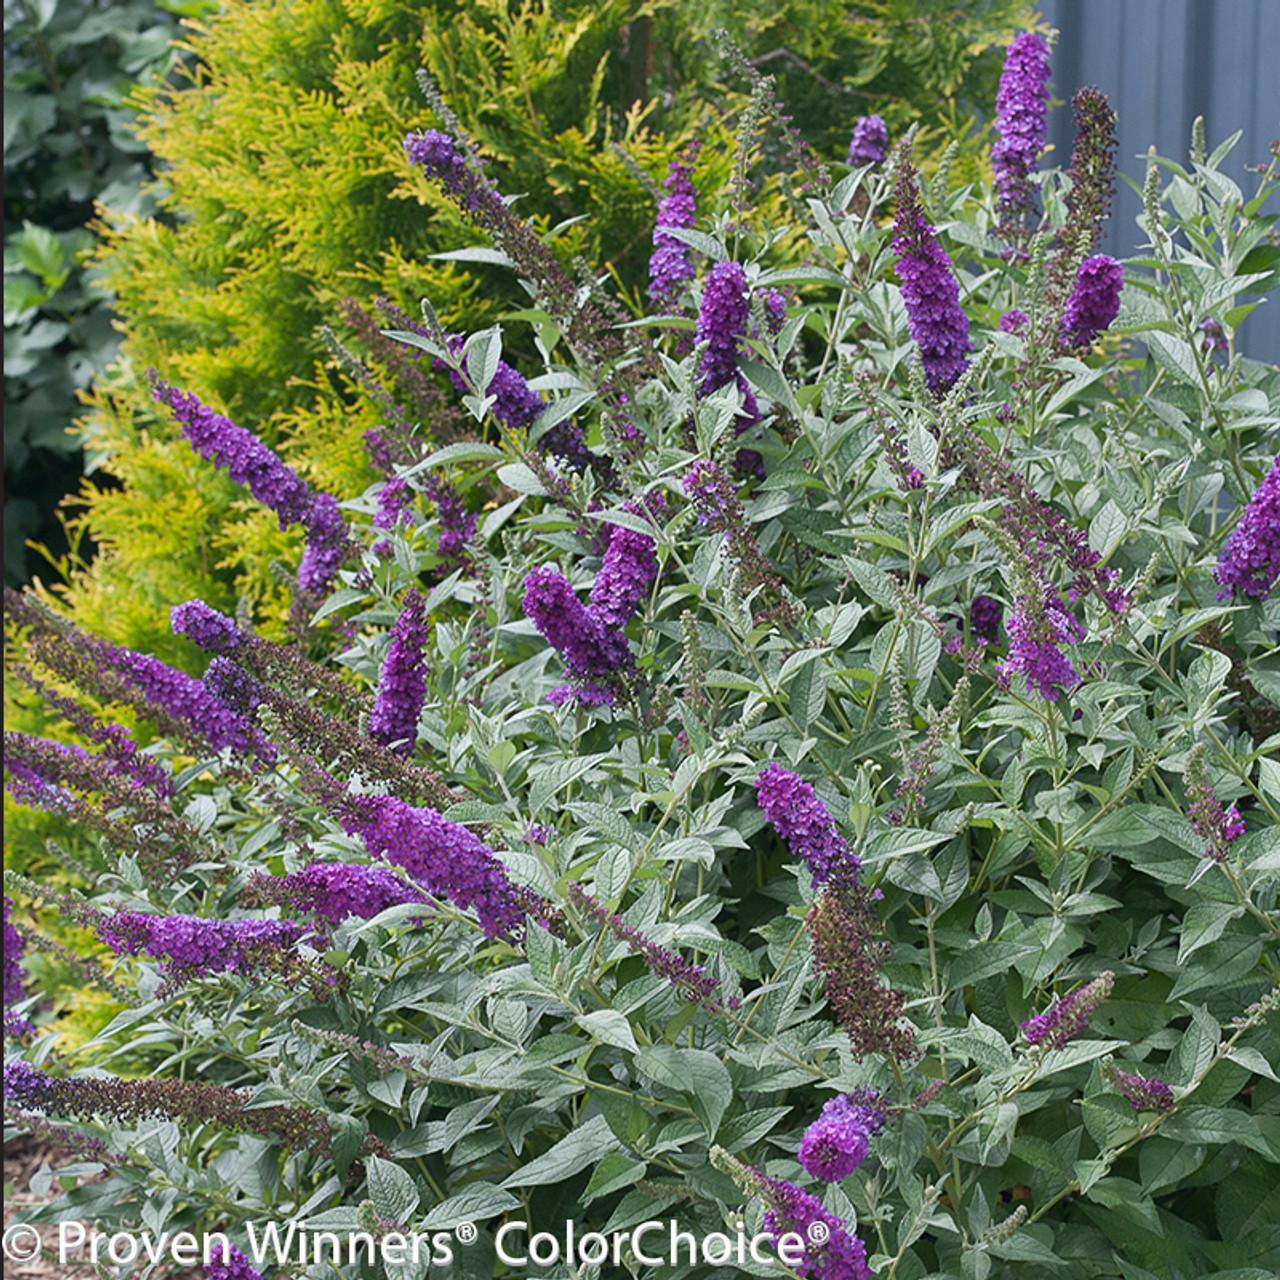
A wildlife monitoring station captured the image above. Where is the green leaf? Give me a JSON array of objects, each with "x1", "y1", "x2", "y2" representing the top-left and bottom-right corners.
[
  {"x1": 419, "y1": 1183, "x2": 522, "y2": 1230},
  {"x1": 1145, "y1": 331, "x2": 1200, "y2": 384},
  {"x1": 367, "y1": 1154, "x2": 421, "y2": 1224},
  {"x1": 1178, "y1": 900, "x2": 1241, "y2": 962},
  {"x1": 582, "y1": 1151, "x2": 646, "y2": 1203},
  {"x1": 636, "y1": 1046, "x2": 732, "y2": 1137},
  {"x1": 575, "y1": 1009, "x2": 638, "y2": 1054},
  {"x1": 328, "y1": 1114, "x2": 366, "y2": 1183},
  {"x1": 501, "y1": 1114, "x2": 617, "y2": 1188},
  {"x1": 1225, "y1": 1045, "x2": 1280, "y2": 1083},
  {"x1": 1163, "y1": 1106, "x2": 1272, "y2": 1156},
  {"x1": 1088, "y1": 500, "x2": 1128, "y2": 559}
]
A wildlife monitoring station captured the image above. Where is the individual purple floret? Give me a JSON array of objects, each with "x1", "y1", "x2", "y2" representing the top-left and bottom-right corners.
[
  {"x1": 992, "y1": 32, "x2": 1051, "y2": 233},
  {"x1": 246, "y1": 863, "x2": 430, "y2": 925},
  {"x1": 1199, "y1": 318, "x2": 1228, "y2": 353},
  {"x1": 997, "y1": 594, "x2": 1084, "y2": 700},
  {"x1": 567, "y1": 883, "x2": 732, "y2": 1013},
  {"x1": 331, "y1": 789, "x2": 529, "y2": 939},
  {"x1": 649, "y1": 143, "x2": 700, "y2": 312},
  {"x1": 1060, "y1": 253, "x2": 1124, "y2": 348},
  {"x1": 1102, "y1": 1056, "x2": 1174, "y2": 1114},
  {"x1": 204, "y1": 1243, "x2": 266, "y2": 1280},
  {"x1": 892, "y1": 152, "x2": 972, "y2": 396},
  {"x1": 171, "y1": 600, "x2": 249, "y2": 656},
  {"x1": 1215, "y1": 453, "x2": 1280, "y2": 602},
  {"x1": 759, "y1": 1173, "x2": 874, "y2": 1280},
  {"x1": 1022, "y1": 971, "x2": 1114, "y2": 1049},
  {"x1": 369, "y1": 588, "x2": 430, "y2": 754},
  {"x1": 797, "y1": 1089, "x2": 888, "y2": 1181},
  {"x1": 4, "y1": 897, "x2": 32, "y2": 1037},
  {"x1": 848, "y1": 115, "x2": 888, "y2": 166},
  {"x1": 756, "y1": 763, "x2": 856, "y2": 885},
  {"x1": 152, "y1": 380, "x2": 348, "y2": 590}
]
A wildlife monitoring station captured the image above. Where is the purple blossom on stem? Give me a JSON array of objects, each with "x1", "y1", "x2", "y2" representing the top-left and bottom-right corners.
[
  {"x1": 203, "y1": 656, "x2": 263, "y2": 717},
  {"x1": 999, "y1": 308, "x2": 1028, "y2": 334},
  {"x1": 992, "y1": 33, "x2": 1051, "y2": 234},
  {"x1": 970, "y1": 594, "x2": 1003, "y2": 642},
  {"x1": 151, "y1": 380, "x2": 348, "y2": 590},
  {"x1": 695, "y1": 261, "x2": 762, "y2": 469},
  {"x1": 1199, "y1": 318, "x2": 1228, "y2": 352},
  {"x1": 1185, "y1": 743, "x2": 1247, "y2": 862},
  {"x1": 649, "y1": 143, "x2": 700, "y2": 313},
  {"x1": 373, "y1": 477, "x2": 414, "y2": 531},
  {"x1": 759, "y1": 1173, "x2": 874, "y2": 1280},
  {"x1": 421, "y1": 471, "x2": 477, "y2": 568},
  {"x1": 567, "y1": 883, "x2": 732, "y2": 1013},
  {"x1": 204, "y1": 1243, "x2": 266, "y2": 1280},
  {"x1": 171, "y1": 600, "x2": 248, "y2": 656},
  {"x1": 4, "y1": 897, "x2": 32, "y2": 1037},
  {"x1": 848, "y1": 115, "x2": 888, "y2": 166},
  {"x1": 1021, "y1": 971, "x2": 1114, "y2": 1049},
  {"x1": 587, "y1": 496, "x2": 661, "y2": 641},
  {"x1": 369, "y1": 588, "x2": 430, "y2": 754},
  {"x1": 1215, "y1": 453, "x2": 1280, "y2": 602},
  {"x1": 997, "y1": 594, "x2": 1084, "y2": 700},
  {"x1": 1102, "y1": 1056, "x2": 1174, "y2": 1114},
  {"x1": 326, "y1": 786, "x2": 530, "y2": 939},
  {"x1": 522, "y1": 566, "x2": 630, "y2": 705},
  {"x1": 797, "y1": 1089, "x2": 888, "y2": 1181},
  {"x1": 1061, "y1": 254, "x2": 1124, "y2": 348},
  {"x1": 892, "y1": 150, "x2": 972, "y2": 396},
  {"x1": 245, "y1": 863, "x2": 430, "y2": 925},
  {"x1": 756, "y1": 763, "x2": 856, "y2": 886}
]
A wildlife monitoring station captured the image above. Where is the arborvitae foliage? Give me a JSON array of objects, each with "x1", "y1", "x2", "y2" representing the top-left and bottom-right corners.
[{"x1": 43, "y1": 0, "x2": 1035, "y2": 662}]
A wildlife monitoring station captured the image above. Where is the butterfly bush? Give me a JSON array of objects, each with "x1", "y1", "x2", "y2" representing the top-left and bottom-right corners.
[{"x1": 5, "y1": 48, "x2": 1279, "y2": 1280}]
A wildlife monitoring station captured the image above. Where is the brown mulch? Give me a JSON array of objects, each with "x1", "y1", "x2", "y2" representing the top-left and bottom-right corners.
[{"x1": 3, "y1": 1136, "x2": 203, "y2": 1279}]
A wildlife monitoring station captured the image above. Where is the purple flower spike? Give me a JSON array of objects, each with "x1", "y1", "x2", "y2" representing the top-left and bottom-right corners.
[
  {"x1": 4, "y1": 897, "x2": 32, "y2": 1037},
  {"x1": 892, "y1": 154, "x2": 972, "y2": 396},
  {"x1": 1022, "y1": 971, "x2": 1114, "y2": 1049},
  {"x1": 204, "y1": 1243, "x2": 266, "y2": 1280},
  {"x1": 1103, "y1": 1057, "x2": 1174, "y2": 1114},
  {"x1": 759, "y1": 1173, "x2": 874, "y2": 1280},
  {"x1": 1061, "y1": 253, "x2": 1124, "y2": 348},
  {"x1": 797, "y1": 1090, "x2": 888, "y2": 1181},
  {"x1": 992, "y1": 32, "x2": 1052, "y2": 233},
  {"x1": 1215, "y1": 454, "x2": 1280, "y2": 602},
  {"x1": 649, "y1": 144, "x2": 700, "y2": 312},
  {"x1": 522, "y1": 566, "x2": 631, "y2": 704},
  {"x1": 171, "y1": 600, "x2": 248, "y2": 656},
  {"x1": 997, "y1": 594, "x2": 1084, "y2": 700},
  {"x1": 696, "y1": 260, "x2": 753, "y2": 400},
  {"x1": 247, "y1": 863, "x2": 430, "y2": 925},
  {"x1": 152, "y1": 381, "x2": 348, "y2": 589},
  {"x1": 756, "y1": 763, "x2": 856, "y2": 885},
  {"x1": 848, "y1": 115, "x2": 888, "y2": 166},
  {"x1": 369, "y1": 588, "x2": 430, "y2": 754}
]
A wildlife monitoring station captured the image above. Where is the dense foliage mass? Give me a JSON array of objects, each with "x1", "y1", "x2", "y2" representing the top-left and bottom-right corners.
[
  {"x1": 5, "y1": 23, "x2": 1280, "y2": 1280},
  {"x1": 25, "y1": 0, "x2": 1032, "y2": 659}
]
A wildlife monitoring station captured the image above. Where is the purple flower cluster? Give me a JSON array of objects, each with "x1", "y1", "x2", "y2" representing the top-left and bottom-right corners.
[
  {"x1": 369, "y1": 588, "x2": 430, "y2": 754},
  {"x1": 999, "y1": 308, "x2": 1028, "y2": 334},
  {"x1": 567, "y1": 883, "x2": 731, "y2": 1013},
  {"x1": 171, "y1": 599, "x2": 248, "y2": 656},
  {"x1": 1061, "y1": 253, "x2": 1123, "y2": 348},
  {"x1": 204, "y1": 1243, "x2": 266, "y2": 1280},
  {"x1": 848, "y1": 115, "x2": 888, "y2": 166},
  {"x1": 696, "y1": 261, "x2": 757, "y2": 404},
  {"x1": 1199, "y1": 318, "x2": 1228, "y2": 353},
  {"x1": 589, "y1": 500, "x2": 661, "y2": 637},
  {"x1": 892, "y1": 155, "x2": 972, "y2": 396},
  {"x1": 969, "y1": 594, "x2": 1003, "y2": 642},
  {"x1": 997, "y1": 594, "x2": 1084, "y2": 700},
  {"x1": 759, "y1": 1173, "x2": 874, "y2": 1280},
  {"x1": 1185, "y1": 743, "x2": 1247, "y2": 862},
  {"x1": 422, "y1": 471, "x2": 477, "y2": 567},
  {"x1": 246, "y1": 863, "x2": 430, "y2": 925},
  {"x1": 4, "y1": 897, "x2": 32, "y2": 1037},
  {"x1": 93, "y1": 911, "x2": 310, "y2": 988},
  {"x1": 373, "y1": 477, "x2": 414, "y2": 532},
  {"x1": 1215, "y1": 453, "x2": 1280, "y2": 601},
  {"x1": 151, "y1": 381, "x2": 348, "y2": 591},
  {"x1": 797, "y1": 1090, "x2": 887, "y2": 1181},
  {"x1": 331, "y1": 789, "x2": 528, "y2": 939},
  {"x1": 991, "y1": 32, "x2": 1051, "y2": 232},
  {"x1": 1103, "y1": 1057, "x2": 1174, "y2": 1114},
  {"x1": 1021, "y1": 971, "x2": 1114, "y2": 1049},
  {"x1": 403, "y1": 129, "x2": 487, "y2": 215},
  {"x1": 203, "y1": 656, "x2": 263, "y2": 717},
  {"x1": 756, "y1": 763, "x2": 856, "y2": 885},
  {"x1": 649, "y1": 144, "x2": 699, "y2": 312},
  {"x1": 523, "y1": 567, "x2": 626, "y2": 705}
]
